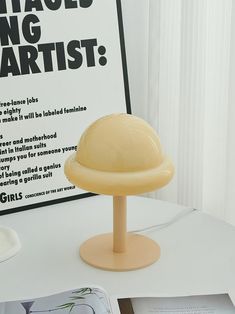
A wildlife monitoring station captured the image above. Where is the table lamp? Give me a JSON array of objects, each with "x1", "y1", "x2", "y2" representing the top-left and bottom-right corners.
[{"x1": 64, "y1": 113, "x2": 174, "y2": 271}]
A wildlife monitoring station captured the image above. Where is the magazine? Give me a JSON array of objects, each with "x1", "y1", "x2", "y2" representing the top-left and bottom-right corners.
[
  {"x1": 0, "y1": 287, "x2": 234, "y2": 314},
  {"x1": 0, "y1": 288, "x2": 111, "y2": 314},
  {"x1": 118, "y1": 294, "x2": 235, "y2": 314}
]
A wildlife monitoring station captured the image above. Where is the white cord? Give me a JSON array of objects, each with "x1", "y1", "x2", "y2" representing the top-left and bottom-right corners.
[{"x1": 130, "y1": 208, "x2": 198, "y2": 234}]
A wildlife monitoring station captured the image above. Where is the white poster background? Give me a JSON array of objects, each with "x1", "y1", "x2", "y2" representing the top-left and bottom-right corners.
[{"x1": 0, "y1": 0, "x2": 130, "y2": 213}]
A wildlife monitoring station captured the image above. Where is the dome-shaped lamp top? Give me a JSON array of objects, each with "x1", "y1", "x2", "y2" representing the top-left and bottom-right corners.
[{"x1": 65, "y1": 113, "x2": 174, "y2": 195}]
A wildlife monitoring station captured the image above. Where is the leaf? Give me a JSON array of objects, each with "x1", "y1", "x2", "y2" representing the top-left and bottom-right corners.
[
  {"x1": 70, "y1": 296, "x2": 85, "y2": 300},
  {"x1": 57, "y1": 302, "x2": 75, "y2": 309},
  {"x1": 69, "y1": 304, "x2": 75, "y2": 313},
  {"x1": 72, "y1": 288, "x2": 92, "y2": 295}
]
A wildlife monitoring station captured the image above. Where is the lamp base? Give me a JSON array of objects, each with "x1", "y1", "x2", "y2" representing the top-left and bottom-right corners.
[{"x1": 80, "y1": 233, "x2": 160, "y2": 271}]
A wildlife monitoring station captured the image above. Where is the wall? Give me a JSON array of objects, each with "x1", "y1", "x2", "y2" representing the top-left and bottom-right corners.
[{"x1": 121, "y1": 0, "x2": 149, "y2": 117}]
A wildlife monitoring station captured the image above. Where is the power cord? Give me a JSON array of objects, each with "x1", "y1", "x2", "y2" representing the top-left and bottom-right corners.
[{"x1": 130, "y1": 207, "x2": 198, "y2": 234}]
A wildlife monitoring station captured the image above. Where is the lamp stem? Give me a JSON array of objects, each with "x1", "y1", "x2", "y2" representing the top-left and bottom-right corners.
[{"x1": 113, "y1": 195, "x2": 127, "y2": 253}]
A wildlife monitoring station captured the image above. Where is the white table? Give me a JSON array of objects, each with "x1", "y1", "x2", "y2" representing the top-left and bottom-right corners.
[{"x1": 0, "y1": 195, "x2": 235, "y2": 303}]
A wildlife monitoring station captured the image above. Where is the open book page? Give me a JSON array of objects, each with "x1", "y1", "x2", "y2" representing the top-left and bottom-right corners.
[
  {"x1": 0, "y1": 288, "x2": 112, "y2": 314},
  {"x1": 119, "y1": 294, "x2": 235, "y2": 314}
]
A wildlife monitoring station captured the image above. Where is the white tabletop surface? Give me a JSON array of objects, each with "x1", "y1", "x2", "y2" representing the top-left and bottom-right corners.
[{"x1": 0, "y1": 195, "x2": 235, "y2": 302}]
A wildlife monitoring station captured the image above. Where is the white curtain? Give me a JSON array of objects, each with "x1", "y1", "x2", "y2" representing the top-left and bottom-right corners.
[{"x1": 134, "y1": 0, "x2": 235, "y2": 225}]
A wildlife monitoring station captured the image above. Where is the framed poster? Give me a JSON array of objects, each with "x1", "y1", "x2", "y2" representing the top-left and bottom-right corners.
[{"x1": 0, "y1": 0, "x2": 131, "y2": 215}]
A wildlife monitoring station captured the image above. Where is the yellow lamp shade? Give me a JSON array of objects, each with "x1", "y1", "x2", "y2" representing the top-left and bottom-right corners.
[{"x1": 64, "y1": 113, "x2": 174, "y2": 195}]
